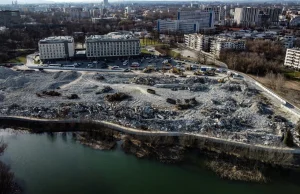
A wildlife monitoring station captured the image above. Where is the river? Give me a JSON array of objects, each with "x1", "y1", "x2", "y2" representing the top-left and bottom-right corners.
[{"x1": 1, "y1": 129, "x2": 300, "y2": 194}]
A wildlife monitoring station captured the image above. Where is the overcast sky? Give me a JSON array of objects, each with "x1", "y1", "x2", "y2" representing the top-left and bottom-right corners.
[{"x1": 2, "y1": 0, "x2": 213, "y2": 5}]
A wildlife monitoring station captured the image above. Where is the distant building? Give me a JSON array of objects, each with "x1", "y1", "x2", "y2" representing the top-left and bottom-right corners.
[
  {"x1": 103, "y1": 0, "x2": 109, "y2": 7},
  {"x1": 157, "y1": 10, "x2": 214, "y2": 34},
  {"x1": 0, "y1": 10, "x2": 20, "y2": 26},
  {"x1": 210, "y1": 37, "x2": 245, "y2": 58},
  {"x1": 284, "y1": 48, "x2": 300, "y2": 69},
  {"x1": 290, "y1": 16, "x2": 300, "y2": 27},
  {"x1": 234, "y1": 7, "x2": 259, "y2": 27},
  {"x1": 263, "y1": 8, "x2": 281, "y2": 25},
  {"x1": 281, "y1": 36, "x2": 295, "y2": 48},
  {"x1": 184, "y1": 33, "x2": 213, "y2": 52},
  {"x1": 125, "y1": 7, "x2": 131, "y2": 16},
  {"x1": 85, "y1": 31, "x2": 140, "y2": 58},
  {"x1": 39, "y1": 36, "x2": 75, "y2": 61},
  {"x1": 203, "y1": 6, "x2": 223, "y2": 22}
]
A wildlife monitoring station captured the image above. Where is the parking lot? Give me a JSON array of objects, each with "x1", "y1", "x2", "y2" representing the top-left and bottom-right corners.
[{"x1": 38, "y1": 56, "x2": 202, "y2": 71}]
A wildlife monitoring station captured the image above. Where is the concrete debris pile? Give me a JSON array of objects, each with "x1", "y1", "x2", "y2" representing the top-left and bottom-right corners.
[
  {"x1": 0, "y1": 67, "x2": 19, "y2": 79},
  {"x1": 96, "y1": 86, "x2": 113, "y2": 94},
  {"x1": 106, "y1": 92, "x2": 130, "y2": 102},
  {"x1": 0, "y1": 76, "x2": 30, "y2": 90},
  {"x1": 132, "y1": 76, "x2": 178, "y2": 86},
  {"x1": 221, "y1": 82, "x2": 242, "y2": 92}
]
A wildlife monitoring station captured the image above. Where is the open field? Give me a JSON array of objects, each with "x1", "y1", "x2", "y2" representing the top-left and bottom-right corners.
[
  {"x1": 6, "y1": 56, "x2": 27, "y2": 64},
  {"x1": 0, "y1": 66, "x2": 298, "y2": 148}
]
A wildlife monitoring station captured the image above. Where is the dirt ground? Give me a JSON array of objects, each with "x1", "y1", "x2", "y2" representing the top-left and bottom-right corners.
[{"x1": 249, "y1": 75, "x2": 300, "y2": 109}]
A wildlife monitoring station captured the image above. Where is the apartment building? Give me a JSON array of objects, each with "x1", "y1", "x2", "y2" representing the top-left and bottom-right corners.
[
  {"x1": 203, "y1": 6, "x2": 224, "y2": 22},
  {"x1": 184, "y1": 34, "x2": 212, "y2": 52},
  {"x1": 157, "y1": 10, "x2": 214, "y2": 34},
  {"x1": 39, "y1": 36, "x2": 75, "y2": 61},
  {"x1": 85, "y1": 32, "x2": 140, "y2": 58},
  {"x1": 284, "y1": 48, "x2": 300, "y2": 69},
  {"x1": 234, "y1": 7, "x2": 259, "y2": 27},
  {"x1": 210, "y1": 38, "x2": 246, "y2": 58}
]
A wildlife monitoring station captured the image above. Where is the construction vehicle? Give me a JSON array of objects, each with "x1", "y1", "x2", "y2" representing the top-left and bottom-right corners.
[
  {"x1": 143, "y1": 65, "x2": 156, "y2": 73},
  {"x1": 218, "y1": 75, "x2": 231, "y2": 83},
  {"x1": 194, "y1": 70, "x2": 204, "y2": 76},
  {"x1": 204, "y1": 69, "x2": 216, "y2": 76}
]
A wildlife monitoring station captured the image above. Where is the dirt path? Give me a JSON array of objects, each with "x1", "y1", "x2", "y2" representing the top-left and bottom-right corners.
[{"x1": 60, "y1": 72, "x2": 85, "y2": 89}]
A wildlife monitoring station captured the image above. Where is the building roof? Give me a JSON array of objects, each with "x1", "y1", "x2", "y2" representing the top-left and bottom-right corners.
[
  {"x1": 39, "y1": 36, "x2": 74, "y2": 44},
  {"x1": 86, "y1": 31, "x2": 138, "y2": 42}
]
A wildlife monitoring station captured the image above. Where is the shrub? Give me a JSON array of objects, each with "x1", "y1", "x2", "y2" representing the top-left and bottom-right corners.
[{"x1": 283, "y1": 129, "x2": 294, "y2": 147}]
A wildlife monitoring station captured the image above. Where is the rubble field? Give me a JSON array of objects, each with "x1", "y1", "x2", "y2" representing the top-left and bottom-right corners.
[{"x1": 0, "y1": 67, "x2": 299, "y2": 147}]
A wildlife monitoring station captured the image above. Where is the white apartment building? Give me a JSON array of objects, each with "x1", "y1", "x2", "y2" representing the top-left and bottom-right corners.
[
  {"x1": 85, "y1": 32, "x2": 140, "y2": 58},
  {"x1": 184, "y1": 33, "x2": 212, "y2": 52},
  {"x1": 234, "y1": 7, "x2": 259, "y2": 27},
  {"x1": 210, "y1": 38, "x2": 246, "y2": 58},
  {"x1": 284, "y1": 48, "x2": 300, "y2": 69},
  {"x1": 39, "y1": 36, "x2": 75, "y2": 61}
]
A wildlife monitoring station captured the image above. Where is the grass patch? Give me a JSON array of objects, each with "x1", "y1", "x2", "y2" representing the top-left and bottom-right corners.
[
  {"x1": 140, "y1": 39, "x2": 163, "y2": 46},
  {"x1": 284, "y1": 71, "x2": 300, "y2": 81},
  {"x1": 141, "y1": 48, "x2": 153, "y2": 55},
  {"x1": 6, "y1": 56, "x2": 27, "y2": 64}
]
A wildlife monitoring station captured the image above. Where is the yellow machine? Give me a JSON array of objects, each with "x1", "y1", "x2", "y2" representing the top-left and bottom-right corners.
[{"x1": 218, "y1": 75, "x2": 231, "y2": 83}]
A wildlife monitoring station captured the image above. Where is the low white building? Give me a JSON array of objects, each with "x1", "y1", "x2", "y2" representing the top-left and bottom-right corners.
[
  {"x1": 184, "y1": 33, "x2": 212, "y2": 52},
  {"x1": 284, "y1": 48, "x2": 300, "y2": 69},
  {"x1": 85, "y1": 31, "x2": 140, "y2": 58},
  {"x1": 210, "y1": 37, "x2": 246, "y2": 58},
  {"x1": 39, "y1": 36, "x2": 75, "y2": 61}
]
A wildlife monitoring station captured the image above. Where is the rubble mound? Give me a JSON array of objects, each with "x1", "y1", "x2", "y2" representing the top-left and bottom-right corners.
[
  {"x1": 0, "y1": 93, "x2": 5, "y2": 102},
  {"x1": 41, "y1": 90, "x2": 61, "y2": 97},
  {"x1": 221, "y1": 83, "x2": 242, "y2": 92},
  {"x1": 0, "y1": 67, "x2": 19, "y2": 79},
  {"x1": 132, "y1": 77, "x2": 156, "y2": 86},
  {"x1": 53, "y1": 71, "x2": 80, "y2": 81},
  {"x1": 185, "y1": 77, "x2": 206, "y2": 84},
  {"x1": 67, "y1": 94, "x2": 79, "y2": 99},
  {"x1": 94, "y1": 75, "x2": 105, "y2": 81},
  {"x1": 0, "y1": 76, "x2": 30, "y2": 89},
  {"x1": 96, "y1": 86, "x2": 113, "y2": 94},
  {"x1": 250, "y1": 102, "x2": 273, "y2": 115},
  {"x1": 106, "y1": 92, "x2": 130, "y2": 102}
]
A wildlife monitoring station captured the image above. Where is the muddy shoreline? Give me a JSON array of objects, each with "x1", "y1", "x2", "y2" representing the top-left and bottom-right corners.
[{"x1": 1, "y1": 116, "x2": 300, "y2": 183}]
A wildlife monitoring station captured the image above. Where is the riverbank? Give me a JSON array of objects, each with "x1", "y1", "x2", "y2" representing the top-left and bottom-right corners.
[{"x1": 1, "y1": 116, "x2": 300, "y2": 182}]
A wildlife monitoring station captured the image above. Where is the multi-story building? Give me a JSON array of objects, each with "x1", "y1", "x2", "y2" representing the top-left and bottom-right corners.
[
  {"x1": 284, "y1": 48, "x2": 300, "y2": 69},
  {"x1": 210, "y1": 37, "x2": 246, "y2": 58},
  {"x1": 0, "y1": 10, "x2": 21, "y2": 26},
  {"x1": 203, "y1": 6, "x2": 223, "y2": 22},
  {"x1": 157, "y1": 10, "x2": 214, "y2": 34},
  {"x1": 184, "y1": 33, "x2": 212, "y2": 52},
  {"x1": 282, "y1": 36, "x2": 296, "y2": 48},
  {"x1": 85, "y1": 32, "x2": 140, "y2": 58},
  {"x1": 103, "y1": 0, "x2": 109, "y2": 7},
  {"x1": 234, "y1": 7, "x2": 259, "y2": 27},
  {"x1": 39, "y1": 36, "x2": 75, "y2": 61},
  {"x1": 263, "y1": 8, "x2": 281, "y2": 25}
]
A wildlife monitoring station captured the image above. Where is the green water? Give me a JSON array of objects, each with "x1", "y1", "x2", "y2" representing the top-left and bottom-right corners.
[{"x1": 1, "y1": 130, "x2": 300, "y2": 194}]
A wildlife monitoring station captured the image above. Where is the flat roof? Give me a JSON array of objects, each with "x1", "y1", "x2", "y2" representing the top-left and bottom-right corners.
[
  {"x1": 86, "y1": 32, "x2": 139, "y2": 42},
  {"x1": 39, "y1": 36, "x2": 74, "y2": 44}
]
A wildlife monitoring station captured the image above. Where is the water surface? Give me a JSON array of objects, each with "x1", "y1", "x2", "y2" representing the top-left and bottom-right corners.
[{"x1": 1, "y1": 130, "x2": 299, "y2": 194}]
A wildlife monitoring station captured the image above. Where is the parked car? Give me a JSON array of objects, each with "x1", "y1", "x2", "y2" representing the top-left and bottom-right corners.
[
  {"x1": 88, "y1": 63, "x2": 94, "y2": 68},
  {"x1": 112, "y1": 66, "x2": 120, "y2": 69}
]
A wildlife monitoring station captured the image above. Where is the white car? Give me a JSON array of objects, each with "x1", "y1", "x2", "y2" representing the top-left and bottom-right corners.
[
  {"x1": 112, "y1": 66, "x2": 120, "y2": 69},
  {"x1": 88, "y1": 63, "x2": 94, "y2": 68}
]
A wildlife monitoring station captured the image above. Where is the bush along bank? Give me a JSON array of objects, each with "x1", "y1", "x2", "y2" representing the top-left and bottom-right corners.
[{"x1": 1, "y1": 117, "x2": 300, "y2": 183}]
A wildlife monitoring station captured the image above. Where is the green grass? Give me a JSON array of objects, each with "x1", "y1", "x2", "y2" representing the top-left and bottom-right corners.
[
  {"x1": 6, "y1": 56, "x2": 27, "y2": 64},
  {"x1": 283, "y1": 70, "x2": 300, "y2": 81},
  {"x1": 141, "y1": 48, "x2": 153, "y2": 55},
  {"x1": 140, "y1": 39, "x2": 162, "y2": 46}
]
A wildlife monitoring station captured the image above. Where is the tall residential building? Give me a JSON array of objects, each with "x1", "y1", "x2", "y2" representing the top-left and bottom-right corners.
[
  {"x1": 184, "y1": 34, "x2": 212, "y2": 52},
  {"x1": 284, "y1": 48, "x2": 300, "y2": 69},
  {"x1": 38, "y1": 36, "x2": 75, "y2": 61},
  {"x1": 204, "y1": 6, "x2": 223, "y2": 22},
  {"x1": 210, "y1": 37, "x2": 245, "y2": 58},
  {"x1": 103, "y1": 0, "x2": 109, "y2": 6},
  {"x1": 125, "y1": 7, "x2": 131, "y2": 16},
  {"x1": 0, "y1": 10, "x2": 20, "y2": 26},
  {"x1": 263, "y1": 8, "x2": 281, "y2": 25},
  {"x1": 234, "y1": 7, "x2": 259, "y2": 27},
  {"x1": 157, "y1": 10, "x2": 214, "y2": 34},
  {"x1": 85, "y1": 32, "x2": 140, "y2": 58}
]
